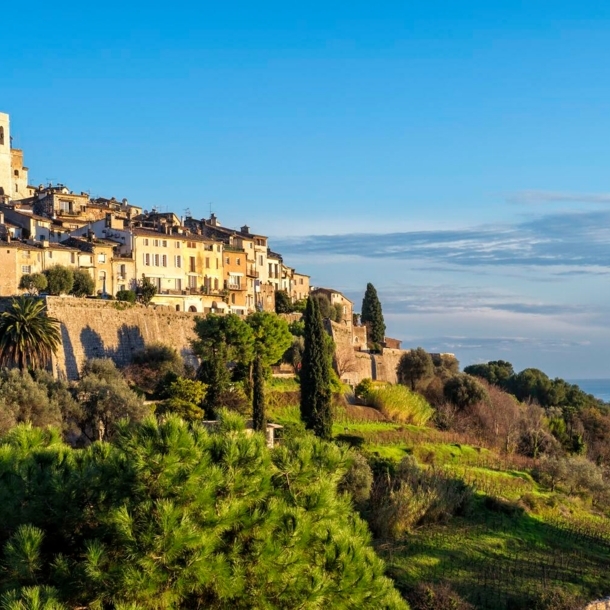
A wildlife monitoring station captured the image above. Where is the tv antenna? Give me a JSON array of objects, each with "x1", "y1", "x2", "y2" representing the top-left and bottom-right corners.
[{"x1": 184, "y1": 208, "x2": 191, "y2": 218}]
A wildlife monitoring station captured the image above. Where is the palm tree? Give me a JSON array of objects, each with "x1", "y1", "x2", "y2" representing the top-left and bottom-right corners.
[{"x1": 0, "y1": 297, "x2": 61, "y2": 371}]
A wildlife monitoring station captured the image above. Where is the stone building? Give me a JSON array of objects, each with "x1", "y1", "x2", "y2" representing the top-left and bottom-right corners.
[
  {"x1": 311, "y1": 287, "x2": 353, "y2": 328},
  {"x1": 0, "y1": 112, "x2": 30, "y2": 202}
]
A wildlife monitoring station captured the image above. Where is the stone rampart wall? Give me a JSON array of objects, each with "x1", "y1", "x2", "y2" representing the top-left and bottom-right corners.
[
  {"x1": 327, "y1": 320, "x2": 405, "y2": 385},
  {"x1": 0, "y1": 297, "x2": 200, "y2": 380}
]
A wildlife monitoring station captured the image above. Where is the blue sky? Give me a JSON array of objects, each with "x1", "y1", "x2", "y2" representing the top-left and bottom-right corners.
[{"x1": 3, "y1": 1, "x2": 610, "y2": 377}]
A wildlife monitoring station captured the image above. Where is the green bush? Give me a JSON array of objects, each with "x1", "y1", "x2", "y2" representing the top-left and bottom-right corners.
[
  {"x1": 115, "y1": 289, "x2": 136, "y2": 303},
  {"x1": 369, "y1": 456, "x2": 472, "y2": 539},
  {"x1": 365, "y1": 384, "x2": 434, "y2": 426},
  {"x1": 0, "y1": 418, "x2": 407, "y2": 609}
]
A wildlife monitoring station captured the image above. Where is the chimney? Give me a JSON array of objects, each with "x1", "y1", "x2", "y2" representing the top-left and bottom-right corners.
[
  {"x1": 87, "y1": 230, "x2": 93, "y2": 243},
  {"x1": 209, "y1": 213, "x2": 218, "y2": 227},
  {"x1": 241, "y1": 225, "x2": 250, "y2": 234}
]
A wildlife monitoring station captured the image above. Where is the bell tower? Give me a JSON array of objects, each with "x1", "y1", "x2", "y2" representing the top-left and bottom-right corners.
[{"x1": 0, "y1": 113, "x2": 12, "y2": 201}]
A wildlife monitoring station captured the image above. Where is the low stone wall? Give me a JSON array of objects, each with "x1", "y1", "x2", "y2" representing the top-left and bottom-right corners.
[{"x1": 1, "y1": 297, "x2": 200, "y2": 380}]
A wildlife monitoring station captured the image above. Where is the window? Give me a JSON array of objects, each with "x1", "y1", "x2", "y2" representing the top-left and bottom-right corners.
[
  {"x1": 231, "y1": 293, "x2": 235, "y2": 304},
  {"x1": 71, "y1": 253, "x2": 76, "y2": 264},
  {"x1": 39, "y1": 235, "x2": 45, "y2": 241},
  {"x1": 153, "y1": 239, "x2": 159, "y2": 247},
  {"x1": 162, "y1": 240, "x2": 167, "y2": 247},
  {"x1": 143, "y1": 238, "x2": 149, "y2": 246},
  {"x1": 154, "y1": 254, "x2": 160, "y2": 267},
  {"x1": 216, "y1": 258, "x2": 219, "y2": 269},
  {"x1": 175, "y1": 278, "x2": 182, "y2": 291},
  {"x1": 48, "y1": 251, "x2": 53, "y2": 259},
  {"x1": 258, "y1": 255, "x2": 263, "y2": 265},
  {"x1": 214, "y1": 278, "x2": 219, "y2": 290},
  {"x1": 188, "y1": 275, "x2": 197, "y2": 288},
  {"x1": 14, "y1": 170, "x2": 19, "y2": 177},
  {"x1": 162, "y1": 254, "x2": 167, "y2": 267},
  {"x1": 98, "y1": 254, "x2": 106, "y2": 263},
  {"x1": 226, "y1": 257, "x2": 230, "y2": 264},
  {"x1": 21, "y1": 265, "x2": 32, "y2": 274},
  {"x1": 89, "y1": 256, "x2": 93, "y2": 264},
  {"x1": 175, "y1": 241, "x2": 181, "y2": 248},
  {"x1": 205, "y1": 257, "x2": 210, "y2": 268},
  {"x1": 175, "y1": 255, "x2": 182, "y2": 268},
  {"x1": 189, "y1": 257, "x2": 196, "y2": 272},
  {"x1": 187, "y1": 241, "x2": 196, "y2": 248}
]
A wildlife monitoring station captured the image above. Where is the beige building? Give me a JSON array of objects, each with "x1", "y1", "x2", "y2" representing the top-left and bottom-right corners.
[{"x1": 0, "y1": 242, "x2": 44, "y2": 295}]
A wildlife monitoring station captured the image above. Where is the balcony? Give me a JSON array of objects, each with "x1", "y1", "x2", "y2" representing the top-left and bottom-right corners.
[
  {"x1": 246, "y1": 267, "x2": 259, "y2": 278},
  {"x1": 227, "y1": 283, "x2": 246, "y2": 291}
]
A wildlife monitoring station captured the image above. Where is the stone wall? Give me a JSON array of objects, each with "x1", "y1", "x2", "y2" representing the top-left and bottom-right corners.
[
  {"x1": 0, "y1": 297, "x2": 200, "y2": 380},
  {"x1": 327, "y1": 320, "x2": 405, "y2": 385}
]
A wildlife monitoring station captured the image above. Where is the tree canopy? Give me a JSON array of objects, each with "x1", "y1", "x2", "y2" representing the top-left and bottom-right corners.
[
  {"x1": 0, "y1": 297, "x2": 61, "y2": 371},
  {"x1": 300, "y1": 297, "x2": 333, "y2": 440},
  {"x1": 18, "y1": 273, "x2": 47, "y2": 295},
  {"x1": 70, "y1": 269, "x2": 95, "y2": 297},
  {"x1": 0, "y1": 418, "x2": 407, "y2": 609},
  {"x1": 42, "y1": 266, "x2": 74, "y2": 296},
  {"x1": 397, "y1": 347, "x2": 434, "y2": 391},
  {"x1": 361, "y1": 283, "x2": 386, "y2": 346}
]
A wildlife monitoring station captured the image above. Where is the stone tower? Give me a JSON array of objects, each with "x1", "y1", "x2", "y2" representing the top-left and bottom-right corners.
[
  {"x1": 0, "y1": 112, "x2": 11, "y2": 201},
  {"x1": 0, "y1": 112, "x2": 29, "y2": 201}
]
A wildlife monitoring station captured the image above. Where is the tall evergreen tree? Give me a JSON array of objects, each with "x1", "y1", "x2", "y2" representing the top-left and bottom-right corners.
[
  {"x1": 300, "y1": 297, "x2": 333, "y2": 440},
  {"x1": 252, "y1": 353, "x2": 266, "y2": 432},
  {"x1": 361, "y1": 283, "x2": 386, "y2": 346}
]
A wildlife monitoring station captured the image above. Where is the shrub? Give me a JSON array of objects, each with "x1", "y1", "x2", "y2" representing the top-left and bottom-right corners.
[
  {"x1": 116, "y1": 289, "x2": 136, "y2": 303},
  {"x1": 407, "y1": 582, "x2": 474, "y2": 610},
  {"x1": 42, "y1": 265, "x2": 74, "y2": 296},
  {"x1": 365, "y1": 384, "x2": 434, "y2": 426},
  {"x1": 18, "y1": 273, "x2": 47, "y2": 295},
  {"x1": 369, "y1": 456, "x2": 472, "y2": 539},
  {"x1": 70, "y1": 269, "x2": 95, "y2": 297},
  {"x1": 443, "y1": 374, "x2": 488, "y2": 410},
  {"x1": 338, "y1": 451, "x2": 373, "y2": 508},
  {"x1": 0, "y1": 420, "x2": 408, "y2": 609}
]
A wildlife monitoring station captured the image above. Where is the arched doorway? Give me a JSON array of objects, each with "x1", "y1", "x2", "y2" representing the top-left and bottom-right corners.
[{"x1": 188, "y1": 305, "x2": 197, "y2": 312}]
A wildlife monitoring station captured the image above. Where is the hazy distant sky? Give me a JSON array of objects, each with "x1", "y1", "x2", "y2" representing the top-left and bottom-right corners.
[{"x1": 3, "y1": 1, "x2": 610, "y2": 377}]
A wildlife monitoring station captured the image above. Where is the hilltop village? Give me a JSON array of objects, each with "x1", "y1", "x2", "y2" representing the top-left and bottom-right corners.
[
  {"x1": 0, "y1": 111, "x2": 402, "y2": 382},
  {"x1": 0, "y1": 111, "x2": 316, "y2": 316}
]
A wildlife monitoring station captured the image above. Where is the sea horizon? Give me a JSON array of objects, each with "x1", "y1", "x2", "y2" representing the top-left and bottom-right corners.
[{"x1": 568, "y1": 379, "x2": 610, "y2": 403}]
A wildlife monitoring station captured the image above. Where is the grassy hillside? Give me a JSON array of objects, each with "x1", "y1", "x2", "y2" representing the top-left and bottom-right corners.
[{"x1": 268, "y1": 393, "x2": 610, "y2": 610}]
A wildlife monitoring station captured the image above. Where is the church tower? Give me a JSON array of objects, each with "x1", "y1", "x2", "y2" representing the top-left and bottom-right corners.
[
  {"x1": 0, "y1": 112, "x2": 30, "y2": 201},
  {"x1": 0, "y1": 112, "x2": 11, "y2": 201}
]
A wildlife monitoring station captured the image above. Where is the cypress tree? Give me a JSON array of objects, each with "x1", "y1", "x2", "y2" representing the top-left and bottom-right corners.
[
  {"x1": 300, "y1": 296, "x2": 333, "y2": 440},
  {"x1": 361, "y1": 282, "x2": 386, "y2": 346},
  {"x1": 252, "y1": 353, "x2": 266, "y2": 432}
]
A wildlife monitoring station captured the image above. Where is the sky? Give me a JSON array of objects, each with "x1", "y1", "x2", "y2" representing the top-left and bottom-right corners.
[{"x1": 3, "y1": 1, "x2": 610, "y2": 378}]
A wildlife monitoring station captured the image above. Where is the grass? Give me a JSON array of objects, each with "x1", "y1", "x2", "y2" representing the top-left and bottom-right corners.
[
  {"x1": 264, "y1": 380, "x2": 610, "y2": 608},
  {"x1": 358, "y1": 419, "x2": 610, "y2": 608},
  {"x1": 364, "y1": 385, "x2": 434, "y2": 426}
]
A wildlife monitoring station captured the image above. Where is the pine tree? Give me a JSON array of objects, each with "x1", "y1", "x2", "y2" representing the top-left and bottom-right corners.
[
  {"x1": 300, "y1": 297, "x2": 333, "y2": 440},
  {"x1": 252, "y1": 353, "x2": 266, "y2": 432},
  {"x1": 361, "y1": 283, "x2": 386, "y2": 346}
]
